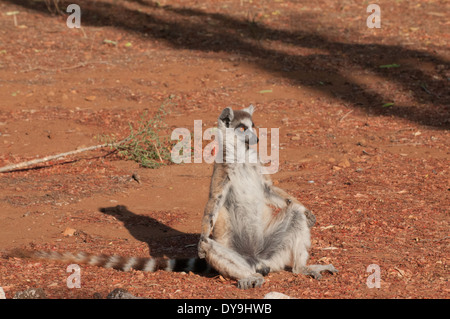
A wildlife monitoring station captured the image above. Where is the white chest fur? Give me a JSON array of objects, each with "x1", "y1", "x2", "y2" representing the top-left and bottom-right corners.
[{"x1": 227, "y1": 163, "x2": 265, "y2": 212}]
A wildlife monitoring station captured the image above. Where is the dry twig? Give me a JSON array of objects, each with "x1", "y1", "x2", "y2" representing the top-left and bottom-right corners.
[
  {"x1": 339, "y1": 110, "x2": 354, "y2": 122},
  {"x1": 21, "y1": 61, "x2": 111, "y2": 73},
  {"x1": 0, "y1": 138, "x2": 129, "y2": 173}
]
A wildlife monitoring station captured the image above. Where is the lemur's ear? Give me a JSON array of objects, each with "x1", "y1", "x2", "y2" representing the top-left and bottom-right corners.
[
  {"x1": 218, "y1": 107, "x2": 234, "y2": 127},
  {"x1": 242, "y1": 104, "x2": 255, "y2": 116}
]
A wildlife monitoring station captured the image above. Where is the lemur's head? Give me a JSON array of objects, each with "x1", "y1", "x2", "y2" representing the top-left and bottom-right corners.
[{"x1": 217, "y1": 105, "x2": 258, "y2": 149}]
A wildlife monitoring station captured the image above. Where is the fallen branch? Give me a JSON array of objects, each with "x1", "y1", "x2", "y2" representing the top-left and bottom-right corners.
[
  {"x1": 21, "y1": 60, "x2": 112, "y2": 73},
  {"x1": 0, "y1": 138, "x2": 129, "y2": 173}
]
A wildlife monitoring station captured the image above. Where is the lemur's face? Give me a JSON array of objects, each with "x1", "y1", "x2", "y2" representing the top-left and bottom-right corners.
[{"x1": 218, "y1": 105, "x2": 258, "y2": 148}]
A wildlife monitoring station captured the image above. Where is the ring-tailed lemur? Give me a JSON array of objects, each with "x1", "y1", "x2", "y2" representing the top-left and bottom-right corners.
[
  {"x1": 6, "y1": 105, "x2": 337, "y2": 289},
  {"x1": 197, "y1": 105, "x2": 337, "y2": 289}
]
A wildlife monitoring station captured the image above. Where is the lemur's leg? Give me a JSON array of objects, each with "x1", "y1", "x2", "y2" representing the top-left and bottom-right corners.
[
  {"x1": 259, "y1": 202, "x2": 310, "y2": 272},
  {"x1": 261, "y1": 202, "x2": 337, "y2": 279},
  {"x1": 198, "y1": 237, "x2": 264, "y2": 289}
]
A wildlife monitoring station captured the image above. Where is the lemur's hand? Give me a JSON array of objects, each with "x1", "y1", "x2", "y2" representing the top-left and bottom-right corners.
[{"x1": 198, "y1": 235, "x2": 209, "y2": 259}]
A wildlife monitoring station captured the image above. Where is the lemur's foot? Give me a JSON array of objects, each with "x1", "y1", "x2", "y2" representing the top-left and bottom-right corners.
[
  {"x1": 237, "y1": 274, "x2": 265, "y2": 289},
  {"x1": 295, "y1": 264, "x2": 338, "y2": 280}
]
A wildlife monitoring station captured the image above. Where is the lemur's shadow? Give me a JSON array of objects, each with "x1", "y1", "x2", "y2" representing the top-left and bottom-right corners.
[{"x1": 99, "y1": 205, "x2": 200, "y2": 259}]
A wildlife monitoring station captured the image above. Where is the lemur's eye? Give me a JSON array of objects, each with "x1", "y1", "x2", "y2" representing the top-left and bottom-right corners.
[{"x1": 237, "y1": 125, "x2": 247, "y2": 132}]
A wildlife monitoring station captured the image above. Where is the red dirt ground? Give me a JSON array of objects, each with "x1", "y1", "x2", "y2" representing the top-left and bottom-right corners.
[{"x1": 0, "y1": 0, "x2": 448, "y2": 299}]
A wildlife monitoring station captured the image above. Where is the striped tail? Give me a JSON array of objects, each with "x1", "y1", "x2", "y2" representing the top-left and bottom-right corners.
[{"x1": 7, "y1": 249, "x2": 213, "y2": 274}]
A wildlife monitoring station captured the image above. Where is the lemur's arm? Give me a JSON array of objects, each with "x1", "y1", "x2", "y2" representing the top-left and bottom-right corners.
[
  {"x1": 263, "y1": 175, "x2": 299, "y2": 208},
  {"x1": 263, "y1": 176, "x2": 316, "y2": 227},
  {"x1": 199, "y1": 165, "x2": 231, "y2": 257}
]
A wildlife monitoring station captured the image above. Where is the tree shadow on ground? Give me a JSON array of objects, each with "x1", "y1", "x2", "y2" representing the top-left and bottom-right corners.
[
  {"x1": 8, "y1": 0, "x2": 449, "y2": 129},
  {"x1": 99, "y1": 205, "x2": 199, "y2": 258}
]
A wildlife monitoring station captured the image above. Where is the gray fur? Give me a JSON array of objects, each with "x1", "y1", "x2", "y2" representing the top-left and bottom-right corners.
[{"x1": 199, "y1": 106, "x2": 337, "y2": 289}]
